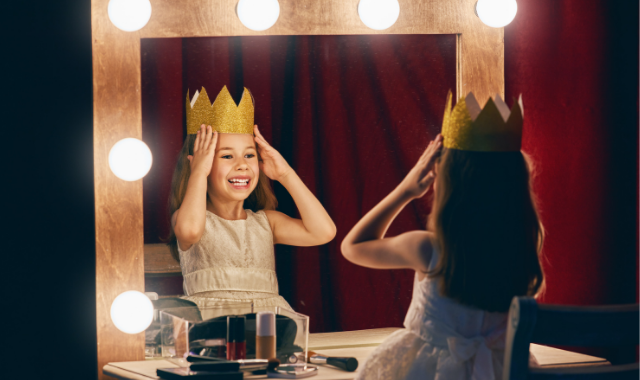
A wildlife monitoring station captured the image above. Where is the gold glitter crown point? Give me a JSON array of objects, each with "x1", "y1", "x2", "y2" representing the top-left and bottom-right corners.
[
  {"x1": 186, "y1": 86, "x2": 255, "y2": 135},
  {"x1": 442, "y1": 91, "x2": 523, "y2": 152}
]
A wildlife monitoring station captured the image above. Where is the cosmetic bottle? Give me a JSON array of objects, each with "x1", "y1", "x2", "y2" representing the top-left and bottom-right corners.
[
  {"x1": 227, "y1": 315, "x2": 246, "y2": 360},
  {"x1": 256, "y1": 311, "x2": 276, "y2": 359}
]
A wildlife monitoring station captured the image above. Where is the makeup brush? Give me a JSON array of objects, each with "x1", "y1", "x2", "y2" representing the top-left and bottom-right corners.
[{"x1": 307, "y1": 351, "x2": 358, "y2": 372}]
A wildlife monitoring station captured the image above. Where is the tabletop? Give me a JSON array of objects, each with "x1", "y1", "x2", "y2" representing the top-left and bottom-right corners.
[{"x1": 103, "y1": 327, "x2": 609, "y2": 380}]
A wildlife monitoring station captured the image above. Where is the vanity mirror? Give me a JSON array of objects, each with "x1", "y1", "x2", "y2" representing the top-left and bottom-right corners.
[
  {"x1": 140, "y1": 32, "x2": 456, "y2": 303},
  {"x1": 92, "y1": 0, "x2": 503, "y2": 378}
]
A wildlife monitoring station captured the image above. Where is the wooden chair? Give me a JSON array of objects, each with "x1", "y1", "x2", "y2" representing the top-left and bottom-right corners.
[{"x1": 503, "y1": 297, "x2": 639, "y2": 380}]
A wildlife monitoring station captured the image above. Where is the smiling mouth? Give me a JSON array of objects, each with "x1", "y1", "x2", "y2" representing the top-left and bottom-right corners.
[{"x1": 228, "y1": 178, "x2": 250, "y2": 188}]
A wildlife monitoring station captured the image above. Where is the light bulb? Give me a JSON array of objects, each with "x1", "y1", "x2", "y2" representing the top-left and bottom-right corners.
[
  {"x1": 110, "y1": 291, "x2": 154, "y2": 334},
  {"x1": 108, "y1": 138, "x2": 152, "y2": 181},
  {"x1": 108, "y1": 0, "x2": 152, "y2": 32},
  {"x1": 476, "y1": 0, "x2": 517, "y2": 28},
  {"x1": 237, "y1": 0, "x2": 280, "y2": 31},
  {"x1": 358, "y1": 0, "x2": 400, "y2": 31}
]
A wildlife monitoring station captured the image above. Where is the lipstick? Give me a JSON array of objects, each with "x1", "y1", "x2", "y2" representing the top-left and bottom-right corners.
[{"x1": 226, "y1": 316, "x2": 246, "y2": 360}]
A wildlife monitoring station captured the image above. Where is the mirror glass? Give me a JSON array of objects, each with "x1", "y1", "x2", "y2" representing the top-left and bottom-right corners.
[{"x1": 141, "y1": 35, "x2": 456, "y2": 332}]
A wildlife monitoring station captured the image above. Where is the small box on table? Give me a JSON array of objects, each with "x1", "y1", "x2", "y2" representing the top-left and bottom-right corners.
[{"x1": 159, "y1": 302, "x2": 309, "y2": 364}]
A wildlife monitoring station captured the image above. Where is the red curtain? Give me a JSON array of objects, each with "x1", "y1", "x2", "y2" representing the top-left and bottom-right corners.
[
  {"x1": 143, "y1": 0, "x2": 638, "y2": 337},
  {"x1": 504, "y1": 0, "x2": 638, "y2": 362},
  {"x1": 505, "y1": 0, "x2": 638, "y2": 308}
]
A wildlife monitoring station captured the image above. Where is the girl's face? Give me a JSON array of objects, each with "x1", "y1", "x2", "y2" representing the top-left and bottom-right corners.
[{"x1": 208, "y1": 133, "x2": 260, "y2": 203}]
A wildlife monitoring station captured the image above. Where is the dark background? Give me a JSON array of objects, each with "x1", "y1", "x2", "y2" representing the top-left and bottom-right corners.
[{"x1": 9, "y1": 0, "x2": 637, "y2": 378}]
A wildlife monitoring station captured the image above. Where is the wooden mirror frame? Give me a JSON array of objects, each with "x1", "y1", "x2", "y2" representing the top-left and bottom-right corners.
[{"x1": 92, "y1": 0, "x2": 503, "y2": 376}]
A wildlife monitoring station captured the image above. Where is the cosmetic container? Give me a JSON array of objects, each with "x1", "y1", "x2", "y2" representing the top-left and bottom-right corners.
[
  {"x1": 227, "y1": 315, "x2": 246, "y2": 360},
  {"x1": 160, "y1": 304, "x2": 309, "y2": 361},
  {"x1": 256, "y1": 311, "x2": 276, "y2": 359}
]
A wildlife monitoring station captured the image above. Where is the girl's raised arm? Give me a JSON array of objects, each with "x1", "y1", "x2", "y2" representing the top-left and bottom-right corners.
[
  {"x1": 340, "y1": 135, "x2": 443, "y2": 272},
  {"x1": 254, "y1": 125, "x2": 336, "y2": 247},
  {"x1": 172, "y1": 125, "x2": 218, "y2": 251}
]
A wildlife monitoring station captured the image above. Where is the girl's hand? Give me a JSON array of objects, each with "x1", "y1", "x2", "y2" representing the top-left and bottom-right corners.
[
  {"x1": 399, "y1": 134, "x2": 443, "y2": 199},
  {"x1": 187, "y1": 125, "x2": 218, "y2": 177},
  {"x1": 254, "y1": 125, "x2": 293, "y2": 182}
]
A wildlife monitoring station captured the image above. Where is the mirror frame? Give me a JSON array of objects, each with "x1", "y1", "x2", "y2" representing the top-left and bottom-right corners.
[{"x1": 92, "y1": 0, "x2": 503, "y2": 376}]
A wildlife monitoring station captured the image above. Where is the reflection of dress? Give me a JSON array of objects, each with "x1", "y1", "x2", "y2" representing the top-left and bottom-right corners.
[
  {"x1": 178, "y1": 209, "x2": 293, "y2": 311},
  {"x1": 356, "y1": 251, "x2": 508, "y2": 380}
]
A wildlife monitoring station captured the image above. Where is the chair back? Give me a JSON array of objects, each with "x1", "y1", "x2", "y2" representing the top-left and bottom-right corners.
[{"x1": 503, "y1": 297, "x2": 639, "y2": 380}]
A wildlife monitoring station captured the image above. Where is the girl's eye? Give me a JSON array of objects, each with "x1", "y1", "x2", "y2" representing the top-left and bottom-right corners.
[
  {"x1": 222, "y1": 155, "x2": 232, "y2": 159},
  {"x1": 245, "y1": 154, "x2": 255, "y2": 159}
]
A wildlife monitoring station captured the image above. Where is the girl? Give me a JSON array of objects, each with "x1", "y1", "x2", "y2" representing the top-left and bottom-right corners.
[
  {"x1": 169, "y1": 87, "x2": 336, "y2": 311},
  {"x1": 341, "y1": 94, "x2": 544, "y2": 380}
]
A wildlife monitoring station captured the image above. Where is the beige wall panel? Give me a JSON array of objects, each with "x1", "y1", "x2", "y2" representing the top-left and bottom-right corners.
[
  {"x1": 459, "y1": 19, "x2": 505, "y2": 102},
  {"x1": 93, "y1": 1, "x2": 145, "y2": 377},
  {"x1": 140, "y1": 0, "x2": 460, "y2": 37}
]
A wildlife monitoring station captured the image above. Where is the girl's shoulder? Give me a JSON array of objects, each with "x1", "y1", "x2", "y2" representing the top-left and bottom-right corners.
[
  {"x1": 259, "y1": 209, "x2": 280, "y2": 220},
  {"x1": 247, "y1": 209, "x2": 274, "y2": 229},
  {"x1": 259, "y1": 209, "x2": 292, "y2": 235}
]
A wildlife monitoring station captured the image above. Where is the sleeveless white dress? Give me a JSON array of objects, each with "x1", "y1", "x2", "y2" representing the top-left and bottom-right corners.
[
  {"x1": 356, "y1": 251, "x2": 508, "y2": 380},
  {"x1": 178, "y1": 209, "x2": 293, "y2": 311}
]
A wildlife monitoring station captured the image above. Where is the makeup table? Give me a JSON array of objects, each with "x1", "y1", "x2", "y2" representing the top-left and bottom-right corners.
[{"x1": 103, "y1": 327, "x2": 609, "y2": 380}]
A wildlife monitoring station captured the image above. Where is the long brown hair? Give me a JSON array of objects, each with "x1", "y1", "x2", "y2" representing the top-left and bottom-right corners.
[
  {"x1": 166, "y1": 134, "x2": 278, "y2": 262},
  {"x1": 427, "y1": 148, "x2": 544, "y2": 312}
]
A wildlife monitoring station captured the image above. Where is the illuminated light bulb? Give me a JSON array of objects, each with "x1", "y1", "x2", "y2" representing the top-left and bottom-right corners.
[
  {"x1": 110, "y1": 291, "x2": 154, "y2": 334},
  {"x1": 476, "y1": 0, "x2": 518, "y2": 28},
  {"x1": 107, "y1": 0, "x2": 152, "y2": 32},
  {"x1": 358, "y1": 0, "x2": 400, "y2": 31},
  {"x1": 108, "y1": 138, "x2": 153, "y2": 181},
  {"x1": 237, "y1": 0, "x2": 280, "y2": 31}
]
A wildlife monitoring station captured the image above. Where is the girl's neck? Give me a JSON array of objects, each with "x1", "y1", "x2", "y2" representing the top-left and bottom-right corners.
[{"x1": 207, "y1": 196, "x2": 247, "y2": 220}]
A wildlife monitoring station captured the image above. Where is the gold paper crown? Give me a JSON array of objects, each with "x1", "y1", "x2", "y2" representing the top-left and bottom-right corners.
[
  {"x1": 442, "y1": 92, "x2": 523, "y2": 152},
  {"x1": 186, "y1": 86, "x2": 254, "y2": 135}
]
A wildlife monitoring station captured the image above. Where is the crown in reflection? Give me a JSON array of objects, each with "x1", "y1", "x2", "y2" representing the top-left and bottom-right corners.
[
  {"x1": 186, "y1": 86, "x2": 254, "y2": 135},
  {"x1": 442, "y1": 91, "x2": 523, "y2": 152}
]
